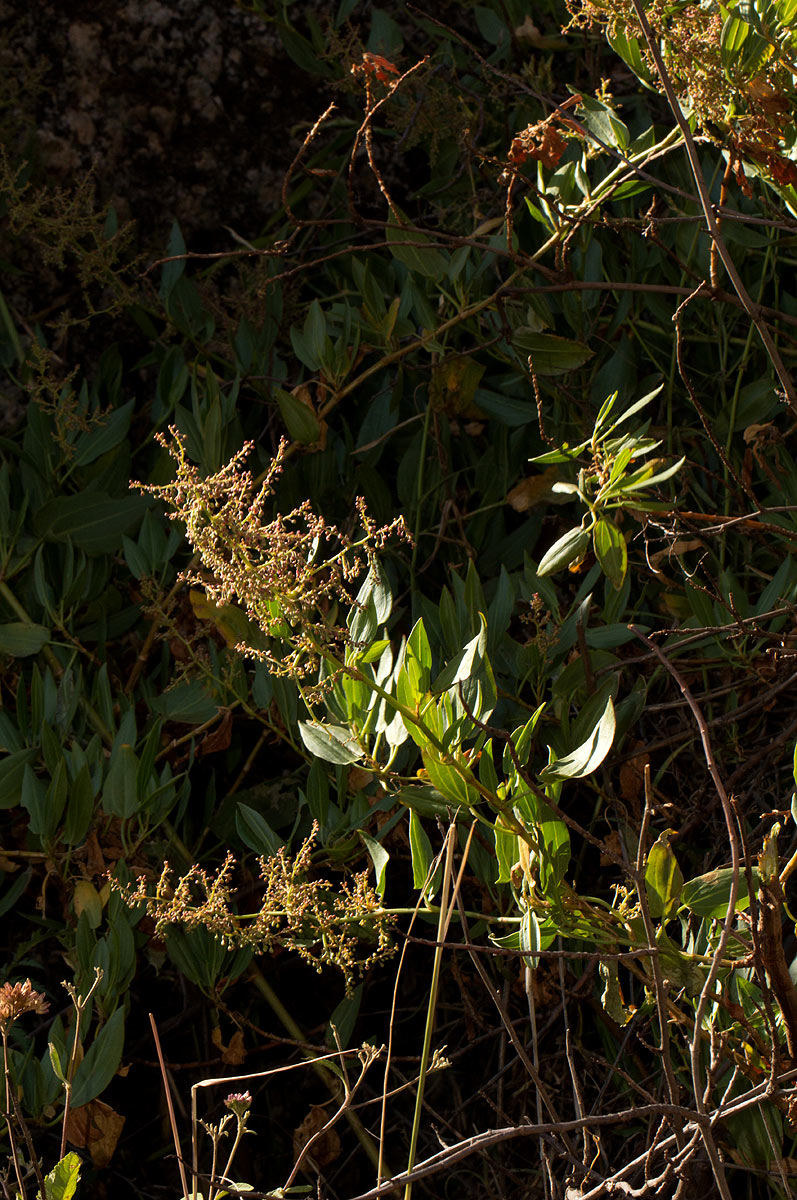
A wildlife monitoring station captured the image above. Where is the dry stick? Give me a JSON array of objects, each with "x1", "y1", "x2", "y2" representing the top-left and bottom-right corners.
[
  {"x1": 627, "y1": 0, "x2": 797, "y2": 415},
  {"x1": 281, "y1": 1045, "x2": 379, "y2": 1192},
  {"x1": 629, "y1": 627, "x2": 738, "y2": 1200},
  {"x1": 281, "y1": 102, "x2": 337, "y2": 227},
  {"x1": 672, "y1": 285, "x2": 760, "y2": 508},
  {"x1": 454, "y1": 894, "x2": 579, "y2": 1164},
  {"x1": 556, "y1": 955, "x2": 589, "y2": 1175},
  {"x1": 710, "y1": 152, "x2": 736, "y2": 291},
  {"x1": 352, "y1": 58, "x2": 430, "y2": 222},
  {"x1": 150, "y1": 1012, "x2": 190, "y2": 1200},
  {"x1": 523, "y1": 279, "x2": 797, "y2": 329},
  {"x1": 730, "y1": 796, "x2": 785, "y2": 1101},
  {"x1": 4, "y1": 1082, "x2": 48, "y2": 1200},
  {"x1": 346, "y1": 1101, "x2": 714, "y2": 1200},
  {"x1": 247, "y1": 967, "x2": 386, "y2": 1177},
  {"x1": 674, "y1": 508, "x2": 797, "y2": 541},
  {"x1": 189, "y1": 1049, "x2": 372, "y2": 1199},
  {"x1": 376, "y1": 830, "x2": 455, "y2": 1187}
]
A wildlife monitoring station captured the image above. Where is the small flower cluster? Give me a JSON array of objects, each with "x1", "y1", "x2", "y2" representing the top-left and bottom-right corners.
[
  {"x1": 0, "y1": 978, "x2": 49, "y2": 1032},
  {"x1": 125, "y1": 826, "x2": 395, "y2": 992},
  {"x1": 224, "y1": 1091, "x2": 252, "y2": 1120},
  {"x1": 135, "y1": 431, "x2": 409, "y2": 691}
]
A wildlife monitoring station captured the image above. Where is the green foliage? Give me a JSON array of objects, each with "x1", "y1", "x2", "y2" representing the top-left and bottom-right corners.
[{"x1": 3, "y1": 1, "x2": 797, "y2": 1195}]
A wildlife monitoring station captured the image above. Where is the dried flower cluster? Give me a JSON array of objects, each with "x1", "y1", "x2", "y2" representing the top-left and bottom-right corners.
[
  {"x1": 135, "y1": 431, "x2": 408, "y2": 689},
  {"x1": 509, "y1": 118, "x2": 567, "y2": 170},
  {"x1": 125, "y1": 827, "x2": 395, "y2": 991},
  {"x1": 567, "y1": 0, "x2": 797, "y2": 183},
  {"x1": 0, "y1": 979, "x2": 49, "y2": 1031},
  {"x1": 351, "y1": 52, "x2": 400, "y2": 86}
]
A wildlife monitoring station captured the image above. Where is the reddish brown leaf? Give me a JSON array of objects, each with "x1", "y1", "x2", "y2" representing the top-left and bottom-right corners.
[{"x1": 66, "y1": 1100, "x2": 125, "y2": 1167}]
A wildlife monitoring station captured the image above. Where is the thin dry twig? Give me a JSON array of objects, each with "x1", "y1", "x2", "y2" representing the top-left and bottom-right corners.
[
  {"x1": 150, "y1": 1011, "x2": 190, "y2": 1200},
  {"x1": 629, "y1": 626, "x2": 739, "y2": 1200}
]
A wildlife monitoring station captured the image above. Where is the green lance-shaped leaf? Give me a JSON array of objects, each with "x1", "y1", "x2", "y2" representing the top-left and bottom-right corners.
[
  {"x1": 385, "y1": 209, "x2": 448, "y2": 280},
  {"x1": 0, "y1": 622, "x2": 50, "y2": 657},
  {"x1": 409, "y1": 808, "x2": 435, "y2": 895},
  {"x1": 593, "y1": 517, "x2": 627, "y2": 590},
  {"x1": 0, "y1": 748, "x2": 38, "y2": 809},
  {"x1": 235, "y1": 803, "x2": 283, "y2": 857},
  {"x1": 540, "y1": 696, "x2": 616, "y2": 783},
  {"x1": 537, "y1": 525, "x2": 591, "y2": 577},
  {"x1": 644, "y1": 830, "x2": 684, "y2": 921},
  {"x1": 70, "y1": 1006, "x2": 125, "y2": 1107},
  {"x1": 299, "y1": 720, "x2": 364, "y2": 765},
  {"x1": 360, "y1": 831, "x2": 389, "y2": 900},
  {"x1": 606, "y1": 25, "x2": 655, "y2": 89},
  {"x1": 519, "y1": 908, "x2": 541, "y2": 970},
  {"x1": 512, "y1": 330, "x2": 593, "y2": 376},
  {"x1": 275, "y1": 386, "x2": 321, "y2": 445},
  {"x1": 599, "y1": 959, "x2": 634, "y2": 1025}
]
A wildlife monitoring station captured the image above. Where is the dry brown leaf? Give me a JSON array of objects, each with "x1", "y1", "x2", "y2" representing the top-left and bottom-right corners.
[
  {"x1": 743, "y1": 421, "x2": 777, "y2": 445},
  {"x1": 197, "y1": 710, "x2": 233, "y2": 757},
  {"x1": 84, "y1": 830, "x2": 106, "y2": 877},
  {"x1": 347, "y1": 766, "x2": 374, "y2": 794},
  {"x1": 292, "y1": 1104, "x2": 341, "y2": 1168},
  {"x1": 619, "y1": 743, "x2": 650, "y2": 812},
  {"x1": 647, "y1": 537, "x2": 704, "y2": 572},
  {"x1": 211, "y1": 1025, "x2": 246, "y2": 1065},
  {"x1": 66, "y1": 1099, "x2": 125, "y2": 1166},
  {"x1": 600, "y1": 830, "x2": 624, "y2": 867},
  {"x1": 514, "y1": 15, "x2": 542, "y2": 40},
  {"x1": 506, "y1": 466, "x2": 561, "y2": 512}
]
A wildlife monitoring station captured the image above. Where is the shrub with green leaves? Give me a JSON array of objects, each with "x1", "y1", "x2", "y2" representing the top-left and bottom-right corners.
[{"x1": 3, "y1": 1, "x2": 797, "y2": 1196}]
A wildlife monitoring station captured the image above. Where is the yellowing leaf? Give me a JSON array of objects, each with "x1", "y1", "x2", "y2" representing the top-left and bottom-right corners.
[
  {"x1": 73, "y1": 879, "x2": 103, "y2": 929},
  {"x1": 429, "y1": 358, "x2": 485, "y2": 416},
  {"x1": 189, "y1": 589, "x2": 265, "y2": 650}
]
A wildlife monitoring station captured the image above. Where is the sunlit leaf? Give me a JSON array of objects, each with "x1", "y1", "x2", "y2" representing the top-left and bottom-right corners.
[
  {"x1": 681, "y1": 867, "x2": 758, "y2": 918},
  {"x1": 537, "y1": 526, "x2": 591, "y2": 576},
  {"x1": 645, "y1": 830, "x2": 684, "y2": 920},
  {"x1": 540, "y1": 696, "x2": 615, "y2": 782},
  {"x1": 593, "y1": 518, "x2": 627, "y2": 589},
  {"x1": 299, "y1": 721, "x2": 364, "y2": 765}
]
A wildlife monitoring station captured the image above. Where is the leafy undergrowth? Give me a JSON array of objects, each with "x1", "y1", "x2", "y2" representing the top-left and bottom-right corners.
[{"x1": 3, "y1": 2, "x2": 797, "y2": 1197}]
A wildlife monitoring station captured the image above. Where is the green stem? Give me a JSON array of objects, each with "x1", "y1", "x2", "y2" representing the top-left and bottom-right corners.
[
  {"x1": 214, "y1": 1118, "x2": 245, "y2": 1199},
  {"x1": 403, "y1": 828, "x2": 456, "y2": 1200}
]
